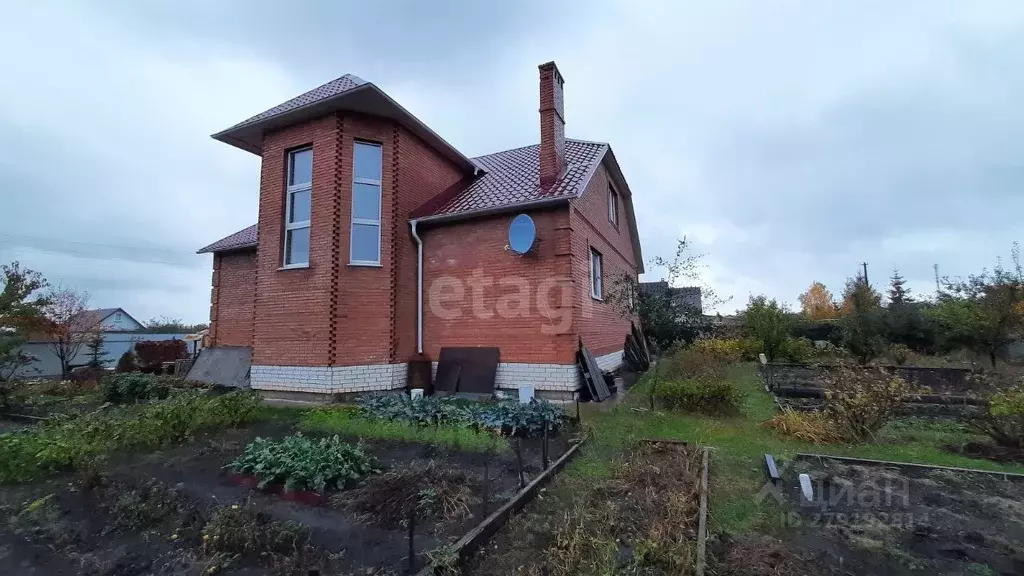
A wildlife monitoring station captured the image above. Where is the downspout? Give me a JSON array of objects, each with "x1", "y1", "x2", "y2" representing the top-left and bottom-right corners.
[{"x1": 410, "y1": 219, "x2": 424, "y2": 354}]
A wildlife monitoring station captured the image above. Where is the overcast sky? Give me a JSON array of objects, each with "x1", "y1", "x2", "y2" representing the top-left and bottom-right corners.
[{"x1": 2, "y1": 1, "x2": 1022, "y2": 320}]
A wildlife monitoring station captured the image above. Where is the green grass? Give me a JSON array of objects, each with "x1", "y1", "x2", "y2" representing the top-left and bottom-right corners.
[
  {"x1": 572, "y1": 363, "x2": 1024, "y2": 536},
  {"x1": 298, "y1": 405, "x2": 508, "y2": 453}
]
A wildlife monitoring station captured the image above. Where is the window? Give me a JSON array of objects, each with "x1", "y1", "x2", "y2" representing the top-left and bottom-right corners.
[
  {"x1": 350, "y1": 141, "x2": 382, "y2": 264},
  {"x1": 114, "y1": 311, "x2": 122, "y2": 322},
  {"x1": 608, "y1": 186, "x2": 618, "y2": 227},
  {"x1": 590, "y1": 248, "x2": 603, "y2": 299},
  {"x1": 284, "y1": 147, "x2": 312, "y2": 266}
]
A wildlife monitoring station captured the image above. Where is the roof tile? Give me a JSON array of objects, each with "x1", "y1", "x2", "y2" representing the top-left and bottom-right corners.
[
  {"x1": 197, "y1": 224, "x2": 257, "y2": 254},
  {"x1": 223, "y1": 75, "x2": 366, "y2": 133}
]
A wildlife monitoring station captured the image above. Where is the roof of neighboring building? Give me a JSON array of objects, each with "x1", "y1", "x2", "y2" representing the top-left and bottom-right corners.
[
  {"x1": 210, "y1": 74, "x2": 476, "y2": 171},
  {"x1": 197, "y1": 224, "x2": 257, "y2": 254},
  {"x1": 69, "y1": 308, "x2": 142, "y2": 331}
]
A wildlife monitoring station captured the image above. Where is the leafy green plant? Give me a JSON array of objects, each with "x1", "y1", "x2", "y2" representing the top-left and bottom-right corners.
[
  {"x1": 300, "y1": 407, "x2": 507, "y2": 453},
  {"x1": 0, "y1": 390, "x2": 261, "y2": 484},
  {"x1": 780, "y1": 336, "x2": 817, "y2": 363},
  {"x1": 823, "y1": 367, "x2": 915, "y2": 442},
  {"x1": 970, "y1": 384, "x2": 1024, "y2": 448},
  {"x1": 99, "y1": 372, "x2": 170, "y2": 403},
  {"x1": 744, "y1": 295, "x2": 791, "y2": 362},
  {"x1": 227, "y1": 434, "x2": 378, "y2": 492},
  {"x1": 653, "y1": 377, "x2": 742, "y2": 415},
  {"x1": 356, "y1": 395, "x2": 567, "y2": 437}
]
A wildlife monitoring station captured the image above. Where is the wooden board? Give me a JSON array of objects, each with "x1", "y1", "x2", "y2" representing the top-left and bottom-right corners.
[{"x1": 578, "y1": 344, "x2": 611, "y2": 401}]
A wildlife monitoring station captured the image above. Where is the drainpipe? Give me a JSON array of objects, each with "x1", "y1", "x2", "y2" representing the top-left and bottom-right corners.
[{"x1": 410, "y1": 219, "x2": 424, "y2": 354}]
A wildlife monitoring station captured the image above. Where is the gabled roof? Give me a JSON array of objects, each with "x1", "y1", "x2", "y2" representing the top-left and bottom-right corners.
[
  {"x1": 197, "y1": 224, "x2": 257, "y2": 254},
  {"x1": 211, "y1": 74, "x2": 476, "y2": 172},
  {"x1": 411, "y1": 139, "x2": 608, "y2": 221},
  {"x1": 70, "y1": 308, "x2": 141, "y2": 330}
]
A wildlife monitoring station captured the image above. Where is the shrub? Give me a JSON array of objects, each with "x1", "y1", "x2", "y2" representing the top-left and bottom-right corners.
[
  {"x1": 763, "y1": 408, "x2": 844, "y2": 443},
  {"x1": 780, "y1": 337, "x2": 817, "y2": 363},
  {"x1": 662, "y1": 347, "x2": 730, "y2": 381},
  {"x1": 228, "y1": 434, "x2": 377, "y2": 492},
  {"x1": 822, "y1": 367, "x2": 915, "y2": 442},
  {"x1": 356, "y1": 395, "x2": 567, "y2": 437},
  {"x1": 133, "y1": 340, "x2": 187, "y2": 373},
  {"x1": 691, "y1": 338, "x2": 761, "y2": 362},
  {"x1": 115, "y1": 350, "x2": 137, "y2": 373},
  {"x1": 653, "y1": 378, "x2": 742, "y2": 415},
  {"x1": 969, "y1": 385, "x2": 1024, "y2": 448},
  {"x1": 889, "y1": 343, "x2": 911, "y2": 365},
  {"x1": 99, "y1": 372, "x2": 170, "y2": 403}
]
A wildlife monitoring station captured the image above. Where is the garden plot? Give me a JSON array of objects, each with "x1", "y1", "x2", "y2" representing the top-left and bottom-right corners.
[
  {"x1": 0, "y1": 395, "x2": 576, "y2": 575},
  {"x1": 728, "y1": 456, "x2": 1024, "y2": 576},
  {"x1": 467, "y1": 441, "x2": 706, "y2": 575}
]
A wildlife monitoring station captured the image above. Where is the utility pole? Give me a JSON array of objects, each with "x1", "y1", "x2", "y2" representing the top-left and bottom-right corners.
[
  {"x1": 934, "y1": 264, "x2": 941, "y2": 296},
  {"x1": 861, "y1": 262, "x2": 869, "y2": 286}
]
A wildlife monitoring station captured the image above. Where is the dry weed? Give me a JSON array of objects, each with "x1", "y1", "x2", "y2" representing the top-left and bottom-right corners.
[{"x1": 762, "y1": 409, "x2": 845, "y2": 444}]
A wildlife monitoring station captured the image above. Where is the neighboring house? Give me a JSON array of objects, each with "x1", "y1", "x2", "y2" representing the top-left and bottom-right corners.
[
  {"x1": 198, "y1": 61, "x2": 644, "y2": 400},
  {"x1": 16, "y1": 308, "x2": 187, "y2": 377},
  {"x1": 639, "y1": 282, "x2": 703, "y2": 316}
]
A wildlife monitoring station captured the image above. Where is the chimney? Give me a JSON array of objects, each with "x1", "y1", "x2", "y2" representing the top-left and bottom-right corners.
[{"x1": 538, "y1": 61, "x2": 566, "y2": 187}]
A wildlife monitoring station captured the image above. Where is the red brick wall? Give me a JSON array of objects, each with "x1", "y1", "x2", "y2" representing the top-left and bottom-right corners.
[
  {"x1": 252, "y1": 116, "x2": 339, "y2": 366},
  {"x1": 571, "y1": 162, "x2": 639, "y2": 356},
  {"x1": 240, "y1": 112, "x2": 468, "y2": 368},
  {"x1": 394, "y1": 127, "x2": 466, "y2": 361},
  {"x1": 209, "y1": 250, "x2": 256, "y2": 347},
  {"x1": 421, "y1": 207, "x2": 576, "y2": 363}
]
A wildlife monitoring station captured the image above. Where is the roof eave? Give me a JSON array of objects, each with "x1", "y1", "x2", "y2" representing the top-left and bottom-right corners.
[
  {"x1": 412, "y1": 196, "x2": 572, "y2": 226},
  {"x1": 196, "y1": 243, "x2": 258, "y2": 255},
  {"x1": 210, "y1": 84, "x2": 476, "y2": 173}
]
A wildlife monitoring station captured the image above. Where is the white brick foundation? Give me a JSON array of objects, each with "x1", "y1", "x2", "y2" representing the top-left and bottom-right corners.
[
  {"x1": 251, "y1": 349, "x2": 624, "y2": 397},
  {"x1": 251, "y1": 363, "x2": 408, "y2": 394}
]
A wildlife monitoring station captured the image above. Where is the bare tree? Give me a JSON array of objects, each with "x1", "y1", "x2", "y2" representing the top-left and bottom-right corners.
[{"x1": 41, "y1": 285, "x2": 100, "y2": 378}]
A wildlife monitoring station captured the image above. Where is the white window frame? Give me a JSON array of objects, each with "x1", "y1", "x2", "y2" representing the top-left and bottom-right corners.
[
  {"x1": 349, "y1": 141, "x2": 383, "y2": 266},
  {"x1": 283, "y1": 147, "x2": 312, "y2": 267},
  {"x1": 608, "y1": 186, "x2": 619, "y2": 227},
  {"x1": 590, "y1": 248, "x2": 603, "y2": 300}
]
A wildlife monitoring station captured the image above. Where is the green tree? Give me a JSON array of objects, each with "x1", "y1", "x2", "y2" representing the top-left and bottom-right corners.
[
  {"x1": 0, "y1": 262, "x2": 49, "y2": 382},
  {"x1": 841, "y1": 275, "x2": 886, "y2": 364},
  {"x1": 608, "y1": 237, "x2": 724, "y2": 350},
  {"x1": 927, "y1": 243, "x2": 1024, "y2": 367},
  {"x1": 85, "y1": 334, "x2": 108, "y2": 368},
  {"x1": 744, "y1": 295, "x2": 790, "y2": 362},
  {"x1": 887, "y1": 268, "x2": 911, "y2": 306}
]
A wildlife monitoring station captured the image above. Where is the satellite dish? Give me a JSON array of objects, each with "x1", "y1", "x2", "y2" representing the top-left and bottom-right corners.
[{"x1": 508, "y1": 214, "x2": 536, "y2": 255}]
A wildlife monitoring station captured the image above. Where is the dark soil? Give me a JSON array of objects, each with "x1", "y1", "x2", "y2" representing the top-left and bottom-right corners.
[
  {"x1": 947, "y1": 440, "x2": 1024, "y2": 464},
  {"x1": 0, "y1": 420, "x2": 573, "y2": 575},
  {"x1": 719, "y1": 457, "x2": 1024, "y2": 576}
]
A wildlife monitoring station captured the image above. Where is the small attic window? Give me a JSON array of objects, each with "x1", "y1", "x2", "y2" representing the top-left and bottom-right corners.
[
  {"x1": 115, "y1": 311, "x2": 122, "y2": 321},
  {"x1": 608, "y1": 186, "x2": 619, "y2": 227}
]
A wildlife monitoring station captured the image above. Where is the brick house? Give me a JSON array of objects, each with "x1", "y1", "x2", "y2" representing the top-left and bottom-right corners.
[{"x1": 198, "y1": 62, "x2": 643, "y2": 400}]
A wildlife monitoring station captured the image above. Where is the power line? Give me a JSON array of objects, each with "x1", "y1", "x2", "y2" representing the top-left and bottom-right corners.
[{"x1": 0, "y1": 231, "x2": 206, "y2": 268}]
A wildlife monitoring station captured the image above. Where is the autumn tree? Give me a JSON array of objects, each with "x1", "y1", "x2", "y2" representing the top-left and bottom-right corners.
[
  {"x1": 798, "y1": 282, "x2": 838, "y2": 320},
  {"x1": 40, "y1": 285, "x2": 101, "y2": 378},
  {"x1": 0, "y1": 262, "x2": 49, "y2": 385},
  {"x1": 884, "y1": 268, "x2": 935, "y2": 352}
]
